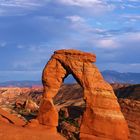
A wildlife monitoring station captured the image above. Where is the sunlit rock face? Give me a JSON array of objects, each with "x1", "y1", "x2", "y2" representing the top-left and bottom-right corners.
[{"x1": 37, "y1": 49, "x2": 129, "y2": 140}]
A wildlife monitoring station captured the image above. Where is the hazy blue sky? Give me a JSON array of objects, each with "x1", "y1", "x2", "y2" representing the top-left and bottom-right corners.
[{"x1": 0, "y1": 0, "x2": 140, "y2": 81}]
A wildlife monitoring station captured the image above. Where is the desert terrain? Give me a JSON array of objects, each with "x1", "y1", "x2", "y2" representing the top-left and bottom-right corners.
[{"x1": 0, "y1": 83, "x2": 139, "y2": 140}]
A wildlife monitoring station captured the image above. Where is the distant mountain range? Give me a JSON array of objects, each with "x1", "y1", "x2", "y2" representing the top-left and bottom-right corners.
[
  {"x1": 102, "y1": 70, "x2": 140, "y2": 84},
  {"x1": 0, "y1": 80, "x2": 42, "y2": 87},
  {"x1": 65, "y1": 70, "x2": 140, "y2": 84},
  {"x1": 0, "y1": 70, "x2": 139, "y2": 87}
]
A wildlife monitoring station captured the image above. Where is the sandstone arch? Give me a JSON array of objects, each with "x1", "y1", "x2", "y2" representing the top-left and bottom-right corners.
[{"x1": 37, "y1": 49, "x2": 129, "y2": 140}]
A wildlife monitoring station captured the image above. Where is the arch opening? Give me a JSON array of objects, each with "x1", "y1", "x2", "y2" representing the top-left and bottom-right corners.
[
  {"x1": 63, "y1": 74, "x2": 77, "y2": 84},
  {"x1": 55, "y1": 74, "x2": 85, "y2": 139}
]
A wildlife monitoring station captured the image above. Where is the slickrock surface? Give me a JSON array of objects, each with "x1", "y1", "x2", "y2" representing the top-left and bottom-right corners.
[
  {"x1": 0, "y1": 108, "x2": 25, "y2": 126},
  {"x1": 37, "y1": 49, "x2": 129, "y2": 140},
  {"x1": 0, "y1": 121, "x2": 66, "y2": 140}
]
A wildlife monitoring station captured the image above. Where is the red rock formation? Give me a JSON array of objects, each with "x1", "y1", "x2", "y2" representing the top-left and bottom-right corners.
[
  {"x1": 37, "y1": 49, "x2": 129, "y2": 140},
  {"x1": 119, "y1": 99, "x2": 140, "y2": 140},
  {"x1": 0, "y1": 88, "x2": 66, "y2": 140},
  {"x1": 0, "y1": 108, "x2": 25, "y2": 126},
  {"x1": 0, "y1": 121, "x2": 66, "y2": 140}
]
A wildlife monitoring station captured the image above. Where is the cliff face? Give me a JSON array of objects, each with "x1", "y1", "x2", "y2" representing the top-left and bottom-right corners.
[
  {"x1": 113, "y1": 84, "x2": 140, "y2": 140},
  {"x1": 113, "y1": 84, "x2": 140, "y2": 100},
  {"x1": 118, "y1": 99, "x2": 140, "y2": 140}
]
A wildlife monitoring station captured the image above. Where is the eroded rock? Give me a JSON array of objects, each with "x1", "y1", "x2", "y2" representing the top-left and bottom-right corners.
[
  {"x1": 0, "y1": 107, "x2": 26, "y2": 126},
  {"x1": 37, "y1": 49, "x2": 129, "y2": 140}
]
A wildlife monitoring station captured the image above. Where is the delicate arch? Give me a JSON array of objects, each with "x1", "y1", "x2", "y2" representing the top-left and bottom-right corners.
[{"x1": 37, "y1": 49, "x2": 129, "y2": 140}]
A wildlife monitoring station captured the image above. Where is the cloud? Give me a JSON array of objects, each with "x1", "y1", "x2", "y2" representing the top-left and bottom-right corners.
[
  {"x1": 65, "y1": 15, "x2": 106, "y2": 38},
  {"x1": 124, "y1": 32, "x2": 140, "y2": 41},
  {"x1": 0, "y1": 42, "x2": 7, "y2": 47},
  {"x1": 96, "y1": 38, "x2": 118, "y2": 49},
  {"x1": 12, "y1": 42, "x2": 69, "y2": 71},
  {"x1": 57, "y1": 0, "x2": 115, "y2": 15},
  {"x1": 58, "y1": 0, "x2": 103, "y2": 7},
  {"x1": 58, "y1": 18, "x2": 140, "y2": 67},
  {"x1": 104, "y1": 0, "x2": 140, "y2": 10},
  {"x1": 0, "y1": 0, "x2": 139, "y2": 81},
  {"x1": 0, "y1": 35, "x2": 139, "y2": 80},
  {"x1": 66, "y1": 15, "x2": 85, "y2": 23},
  {"x1": 13, "y1": 45, "x2": 49, "y2": 71},
  {"x1": 17, "y1": 45, "x2": 25, "y2": 49},
  {"x1": 0, "y1": 0, "x2": 51, "y2": 16},
  {"x1": 93, "y1": 32, "x2": 140, "y2": 67},
  {"x1": 122, "y1": 14, "x2": 140, "y2": 22},
  {"x1": 97, "y1": 62, "x2": 140, "y2": 73},
  {"x1": 128, "y1": 0, "x2": 140, "y2": 2},
  {"x1": 0, "y1": 0, "x2": 47, "y2": 8}
]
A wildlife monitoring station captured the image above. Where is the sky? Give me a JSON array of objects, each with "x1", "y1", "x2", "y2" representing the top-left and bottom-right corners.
[{"x1": 0, "y1": 0, "x2": 140, "y2": 82}]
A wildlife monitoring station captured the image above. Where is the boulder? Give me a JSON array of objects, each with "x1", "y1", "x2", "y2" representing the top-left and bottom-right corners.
[{"x1": 24, "y1": 99, "x2": 39, "y2": 112}]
